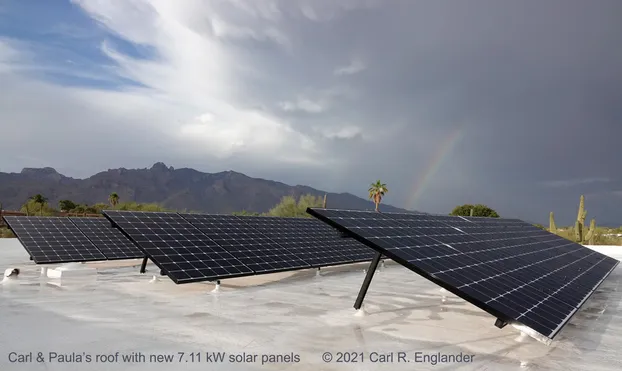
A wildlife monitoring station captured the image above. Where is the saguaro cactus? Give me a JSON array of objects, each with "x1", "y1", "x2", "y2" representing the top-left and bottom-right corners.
[
  {"x1": 575, "y1": 220, "x2": 583, "y2": 242},
  {"x1": 584, "y1": 219, "x2": 597, "y2": 245},
  {"x1": 549, "y1": 212, "x2": 557, "y2": 233},
  {"x1": 575, "y1": 195, "x2": 587, "y2": 242}
]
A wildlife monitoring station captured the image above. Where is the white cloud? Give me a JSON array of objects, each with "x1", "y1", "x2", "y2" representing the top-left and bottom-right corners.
[
  {"x1": 72, "y1": 0, "x2": 316, "y2": 163},
  {"x1": 295, "y1": 0, "x2": 381, "y2": 22},
  {"x1": 178, "y1": 108, "x2": 318, "y2": 162},
  {"x1": 1, "y1": 1, "x2": 347, "y2": 174},
  {"x1": 210, "y1": 17, "x2": 291, "y2": 48},
  {"x1": 334, "y1": 58, "x2": 366, "y2": 76}
]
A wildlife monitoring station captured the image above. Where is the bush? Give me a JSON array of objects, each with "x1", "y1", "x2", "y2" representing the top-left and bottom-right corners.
[
  {"x1": 450, "y1": 204, "x2": 500, "y2": 218},
  {"x1": 114, "y1": 201, "x2": 169, "y2": 212},
  {"x1": 266, "y1": 194, "x2": 323, "y2": 218},
  {"x1": 0, "y1": 227, "x2": 15, "y2": 238},
  {"x1": 20, "y1": 200, "x2": 57, "y2": 216},
  {"x1": 232, "y1": 210, "x2": 262, "y2": 216}
]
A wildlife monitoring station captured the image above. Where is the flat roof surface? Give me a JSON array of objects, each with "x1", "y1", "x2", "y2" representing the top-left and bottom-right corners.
[{"x1": 1, "y1": 239, "x2": 621, "y2": 371}]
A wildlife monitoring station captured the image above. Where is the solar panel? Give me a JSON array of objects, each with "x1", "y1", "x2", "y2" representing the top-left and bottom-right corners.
[
  {"x1": 2, "y1": 216, "x2": 106, "y2": 264},
  {"x1": 179, "y1": 213, "x2": 310, "y2": 273},
  {"x1": 307, "y1": 208, "x2": 619, "y2": 340},
  {"x1": 238, "y1": 216, "x2": 375, "y2": 267},
  {"x1": 69, "y1": 217, "x2": 143, "y2": 260},
  {"x1": 102, "y1": 211, "x2": 253, "y2": 284}
]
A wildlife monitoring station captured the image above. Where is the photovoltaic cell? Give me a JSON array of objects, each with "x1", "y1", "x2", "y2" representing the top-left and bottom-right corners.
[
  {"x1": 238, "y1": 216, "x2": 375, "y2": 267},
  {"x1": 69, "y1": 217, "x2": 143, "y2": 260},
  {"x1": 3, "y1": 216, "x2": 106, "y2": 264},
  {"x1": 102, "y1": 210, "x2": 253, "y2": 283},
  {"x1": 307, "y1": 208, "x2": 619, "y2": 339},
  {"x1": 179, "y1": 213, "x2": 310, "y2": 273}
]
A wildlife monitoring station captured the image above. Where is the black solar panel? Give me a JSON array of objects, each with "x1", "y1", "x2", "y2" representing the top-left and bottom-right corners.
[
  {"x1": 69, "y1": 217, "x2": 143, "y2": 260},
  {"x1": 103, "y1": 211, "x2": 253, "y2": 284},
  {"x1": 239, "y1": 216, "x2": 375, "y2": 267},
  {"x1": 307, "y1": 208, "x2": 619, "y2": 340},
  {"x1": 3, "y1": 216, "x2": 106, "y2": 264},
  {"x1": 179, "y1": 214, "x2": 310, "y2": 273}
]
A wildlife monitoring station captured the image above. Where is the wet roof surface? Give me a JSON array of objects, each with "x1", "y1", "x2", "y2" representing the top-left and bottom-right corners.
[{"x1": 1, "y1": 239, "x2": 621, "y2": 371}]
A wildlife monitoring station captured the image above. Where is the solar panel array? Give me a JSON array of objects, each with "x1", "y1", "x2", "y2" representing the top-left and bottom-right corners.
[
  {"x1": 3, "y1": 216, "x2": 107, "y2": 264},
  {"x1": 103, "y1": 210, "x2": 375, "y2": 284},
  {"x1": 179, "y1": 214, "x2": 310, "y2": 273},
  {"x1": 307, "y1": 208, "x2": 619, "y2": 340},
  {"x1": 69, "y1": 217, "x2": 143, "y2": 260},
  {"x1": 2, "y1": 216, "x2": 143, "y2": 264},
  {"x1": 240, "y1": 216, "x2": 374, "y2": 267},
  {"x1": 103, "y1": 211, "x2": 254, "y2": 283}
]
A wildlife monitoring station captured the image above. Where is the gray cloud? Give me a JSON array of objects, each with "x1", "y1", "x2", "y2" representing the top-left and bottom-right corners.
[
  {"x1": 1, "y1": 0, "x2": 622, "y2": 226},
  {"x1": 542, "y1": 178, "x2": 611, "y2": 188}
]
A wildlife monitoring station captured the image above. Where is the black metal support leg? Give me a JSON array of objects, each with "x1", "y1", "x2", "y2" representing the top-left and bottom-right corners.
[
  {"x1": 494, "y1": 318, "x2": 508, "y2": 329},
  {"x1": 353, "y1": 252, "x2": 382, "y2": 310},
  {"x1": 160, "y1": 269, "x2": 166, "y2": 276},
  {"x1": 139, "y1": 256, "x2": 148, "y2": 274}
]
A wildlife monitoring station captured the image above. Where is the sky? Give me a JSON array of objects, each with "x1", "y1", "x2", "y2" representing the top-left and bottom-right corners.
[{"x1": 1, "y1": 0, "x2": 621, "y2": 226}]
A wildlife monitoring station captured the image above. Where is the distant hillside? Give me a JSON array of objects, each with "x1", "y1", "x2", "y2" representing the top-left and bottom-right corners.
[{"x1": 0, "y1": 162, "x2": 408, "y2": 214}]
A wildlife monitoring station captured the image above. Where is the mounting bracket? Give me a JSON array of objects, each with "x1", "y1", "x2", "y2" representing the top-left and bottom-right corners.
[
  {"x1": 494, "y1": 318, "x2": 508, "y2": 329},
  {"x1": 139, "y1": 256, "x2": 149, "y2": 274}
]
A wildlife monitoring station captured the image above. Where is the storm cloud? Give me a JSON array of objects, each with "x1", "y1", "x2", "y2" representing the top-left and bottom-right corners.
[{"x1": 1, "y1": 0, "x2": 621, "y2": 226}]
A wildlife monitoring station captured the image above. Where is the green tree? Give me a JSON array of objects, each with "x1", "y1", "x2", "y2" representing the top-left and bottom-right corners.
[
  {"x1": 533, "y1": 223, "x2": 546, "y2": 230},
  {"x1": 115, "y1": 201, "x2": 168, "y2": 212},
  {"x1": 450, "y1": 204, "x2": 500, "y2": 218},
  {"x1": 368, "y1": 180, "x2": 388, "y2": 212},
  {"x1": 30, "y1": 194, "x2": 48, "y2": 216},
  {"x1": 58, "y1": 199, "x2": 77, "y2": 212},
  {"x1": 232, "y1": 210, "x2": 262, "y2": 216},
  {"x1": 91, "y1": 203, "x2": 110, "y2": 212},
  {"x1": 109, "y1": 192, "x2": 120, "y2": 207},
  {"x1": 267, "y1": 194, "x2": 323, "y2": 218},
  {"x1": 21, "y1": 199, "x2": 56, "y2": 216},
  {"x1": 71, "y1": 204, "x2": 87, "y2": 214}
]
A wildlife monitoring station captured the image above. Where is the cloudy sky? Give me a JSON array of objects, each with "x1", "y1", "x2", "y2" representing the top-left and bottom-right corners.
[{"x1": 1, "y1": 0, "x2": 621, "y2": 225}]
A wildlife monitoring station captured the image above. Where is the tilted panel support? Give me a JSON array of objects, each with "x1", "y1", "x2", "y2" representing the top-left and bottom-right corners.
[{"x1": 354, "y1": 252, "x2": 383, "y2": 310}]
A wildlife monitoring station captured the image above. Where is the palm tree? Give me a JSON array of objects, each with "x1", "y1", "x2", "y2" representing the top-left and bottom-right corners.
[
  {"x1": 109, "y1": 192, "x2": 120, "y2": 208},
  {"x1": 368, "y1": 180, "x2": 388, "y2": 212},
  {"x1": 30, "y1": 194, "x2": 48, "y2": 216}
]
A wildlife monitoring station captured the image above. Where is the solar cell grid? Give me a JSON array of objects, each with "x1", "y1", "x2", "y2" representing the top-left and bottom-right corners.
[
  {"x1": 179, "y1": 214, "x2": 310, "y2": 273},
  {"x1": 238, "y1": 216, "x2": 375, "y2": 267},
  {"x1": 103, "y1": 211, "x2": 253, "y2": 283},
  {"x1": 3, "y1": 216, "x2": 106, "y2": 264},
  {"x1": 69, "y1": 217, "x2": 143, "y2": 260},
  {"x1": 307, "y1": 208, "x2": 619, "y2": 339}
]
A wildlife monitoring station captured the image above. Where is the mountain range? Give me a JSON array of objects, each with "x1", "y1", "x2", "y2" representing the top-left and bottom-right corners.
[{"x1": 0, "y1": 162, "x2": 407, "y2": 213}]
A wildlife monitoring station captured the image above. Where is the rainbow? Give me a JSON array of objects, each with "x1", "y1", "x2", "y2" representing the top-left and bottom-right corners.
[{"x1": 406, "y1": 128, "x2": 464, "y2": 209}]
